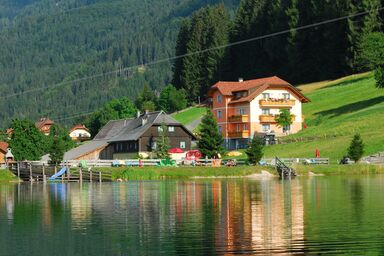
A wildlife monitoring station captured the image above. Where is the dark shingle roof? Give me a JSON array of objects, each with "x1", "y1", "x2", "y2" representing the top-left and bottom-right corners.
[
  {"x1": 93, "y1": 119, "x2": 133, "y2": 140},
  {"x1": 61, "y1": 111, "x2": 195, "y2": 160}
]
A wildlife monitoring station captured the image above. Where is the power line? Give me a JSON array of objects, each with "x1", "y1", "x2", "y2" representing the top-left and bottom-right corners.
[
  {"x1": 1, "y1": 6, "x2": 382, "y2": 101},
  {"x1": 3, "y1": 6, "x2": 384, "y2": 123}
]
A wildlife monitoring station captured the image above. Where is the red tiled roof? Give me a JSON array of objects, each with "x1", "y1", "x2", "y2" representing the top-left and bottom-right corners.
[
  {"x1": 0, "y1": 141, "x2": 8, "y2": 152},
  {"x1": 208, "y1": 76, "x2": 310, "y2": 103},
  {"x1": 209, "y1": 76, "x2": 291, "y2": 96},
  {"x1": 70, "y1": 124, "x2": 90, "y2": 133},
  {"x1": 35, "y1": 118, "x2": 54, "y2": 129}
]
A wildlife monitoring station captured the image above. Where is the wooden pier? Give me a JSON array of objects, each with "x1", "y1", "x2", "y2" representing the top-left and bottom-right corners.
[{"x1": 9, "y1": 162, "x2": 112, "y2": 183}]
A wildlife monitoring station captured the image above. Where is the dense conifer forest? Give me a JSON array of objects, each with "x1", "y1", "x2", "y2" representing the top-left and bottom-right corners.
[
  {"x1": 0, "y1": 0, "x2": 383, "y2": 128},
  {"x1": 0, "y1": 0, "x2": 238, "y2": 127}
]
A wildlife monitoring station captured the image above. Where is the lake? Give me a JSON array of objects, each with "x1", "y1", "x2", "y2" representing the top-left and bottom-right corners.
[{"x1": 1, "y1": 176, "x2": 384, "y2": 255}]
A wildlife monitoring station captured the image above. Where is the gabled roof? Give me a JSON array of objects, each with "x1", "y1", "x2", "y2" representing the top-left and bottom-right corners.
[
  {"x1": 0, "y1": 141, "x2": 8, "y2": 153},
  {"x1": 108, "y1": 111, "x2": 196, "y2": 142},
  {"x1": 35, "y1": 118, "x2": 54, "y2": 129},
  {"x1": 59, "y1": 111, "x2": 196, "y2": 160},
  {"x1": 93, "y1": 119, "x2": 133, "y2": 140},
  {"x1": 70, "y1": 124, "x2": 90, "y2": 133},
  {"x1": 63, "y1": 140, "x2": 108, "y2": 161},
  {"x1": 208, "y1": 76, "x2": 310, "y2": 103},
  {"x1": 209, "y1": 76, "x2": 290, "y2": 96}
]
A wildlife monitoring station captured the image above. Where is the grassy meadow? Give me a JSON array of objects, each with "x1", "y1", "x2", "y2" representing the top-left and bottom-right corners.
[
  {"x1": 259, "y1": 72, "x2": 384, "y2": 162},
  {"x1": 172, "y1": 106, "x2": 207, "y2": 125}
]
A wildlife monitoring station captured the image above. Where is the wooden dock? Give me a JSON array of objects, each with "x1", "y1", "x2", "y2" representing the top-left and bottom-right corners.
[{"x1": 9, "y1": 162, "x2": 112, "y2": 182}]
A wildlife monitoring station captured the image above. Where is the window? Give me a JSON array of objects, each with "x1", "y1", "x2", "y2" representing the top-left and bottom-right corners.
[
  {"x1": 180, "y1": 141, "x2": 186, "y2": 149},
  {"x1": 217, "y1": 94, "x2": 222, "y2": 103},
  {"x1": 236, "y1": 124, "x2": 241, "y2": 131},
  {"x1": 283, "y1": 125, "x2": 291, "y2": 133},
  {"x1": 262, "y1": 108, "x2": 270, "y2": 115},
  {"x1": 262, "y1": 93, "x2": 270, "y2": 100},
  {"x1": 243, "y1": 124, "x2": 248, "y2": 131},
  {"x1": 238, "y1": 108, "x2": 245, "y2": 115},
  {"x1": 217, "y1": 110, "x2": 222, "y2": 118},
  {"x1": 152, "y1": 141, "x2": 157, "y2": 150},
  {"x1": 218, "y1": 126, "x2": 222, "y2": 133},
  {"x1": 283, "y1": 93, "x2": 290, "y2": 100},
  {"x1": 168, "y1": 126, "x2": 175, "y2": 132},
  {"x1": 158, "y1": 126, "x2": 164, "y2": 132},
  {"x1": 262, "y1": 124, "x2": 270, "y2": 132}
]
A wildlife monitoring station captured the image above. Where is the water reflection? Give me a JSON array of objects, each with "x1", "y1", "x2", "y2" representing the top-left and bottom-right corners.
[{"x1": 1, "y1": 176, "x2": 384, "y2": 255}]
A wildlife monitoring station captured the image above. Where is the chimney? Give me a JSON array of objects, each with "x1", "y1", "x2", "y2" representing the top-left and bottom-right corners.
[
  {"x1": 142, "y1": 116, "x2": 147, "y2": 126},
  {"x1": 137, "y1": 110, "x2": 141, "y2": 118},
  {"x1": 238, "y1": 77, "x2": 244, "y2": 82}
]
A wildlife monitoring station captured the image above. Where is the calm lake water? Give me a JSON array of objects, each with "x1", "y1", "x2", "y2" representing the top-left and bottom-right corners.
[{"x1": 1, "y1": 176, "x2": 384, "y2": 255}]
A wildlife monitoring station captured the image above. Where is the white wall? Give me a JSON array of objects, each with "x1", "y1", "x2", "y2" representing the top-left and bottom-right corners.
[{"x1": 70, "y1": 129, "x2": 91, "y2": 138}]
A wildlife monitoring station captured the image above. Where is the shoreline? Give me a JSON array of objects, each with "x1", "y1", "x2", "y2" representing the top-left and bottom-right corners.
[{"x1": 1, "y1": 164, "x2": 384, "y2": 183}]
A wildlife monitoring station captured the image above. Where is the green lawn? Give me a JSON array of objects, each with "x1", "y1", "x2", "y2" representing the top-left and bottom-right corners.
[
  {"x1": 263, "y1": 72, "x2": 384, "y2": 161},
  {"x1": 0, "y1": 170, "x2": 18, "y2": 182},
  {"x1": 172, "y1": 106, "x2": 207, "y2": 125},
  {"x1": 100, "y1": 165, "x2": 273, "y2": 180}
]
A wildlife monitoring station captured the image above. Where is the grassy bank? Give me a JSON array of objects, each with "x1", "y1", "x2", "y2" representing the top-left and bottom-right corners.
[
  {"x1": 0, "y1": 170, "x2": 18, "y2": 182},
  {"x1": 99, "y1": 166, "x2": 273, "y2": 180},
  {"x1": 96, "y1": 164, "x2": 384, "y2": 180},
  {"x1": 268, "y1": 72, "x2": 384, "y2": 161},
  {"x1": 295, "y1": 164, "x2": 384, "y2": 175}
]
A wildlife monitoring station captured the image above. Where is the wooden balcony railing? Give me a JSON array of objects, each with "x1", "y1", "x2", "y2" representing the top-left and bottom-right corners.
[
  {"x1": 228, "y1": 130, "x2": 249, "y2": 138},
  {"x1": 259, "y1": 115, "x2": 277, "y2": 123},
  {"x1": 259, "y1": 99, "x2": 295, "y2": 107},
  {"x1": 259, "y1": 114, "x2": 296, "y2": 123},
  {"x1": 228, "y1": 114, "x2": 249, "y2": 123}
]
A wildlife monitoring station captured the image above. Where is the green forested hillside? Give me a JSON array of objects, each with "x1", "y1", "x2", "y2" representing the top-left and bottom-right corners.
[
  {"x1": 173, "y1": 0, "x2": 384, "y2": 99},
  {"x1": 0, "y1": 0, "x2": 238, "y2": 127}
]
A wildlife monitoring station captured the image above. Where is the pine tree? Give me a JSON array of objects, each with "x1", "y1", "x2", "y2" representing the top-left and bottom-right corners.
[
  {"x1": 153, "y1": 123, "x2": 170, "y2": 159},
  {"x1": 198, "y1": 109, "x2": 224, "y2": 158},
  {"x1": 246, "y1": 136, "x2": 264, "y2": 165},
  {"x1": 348, "y1": 133, "x2": 364, "y2": 162},
  {"x1": 176, "y1": 5, "x2": 230, "y2": 102},
  {"x1": 172, "y1": 19, "x2": 191, "y2": 90}
]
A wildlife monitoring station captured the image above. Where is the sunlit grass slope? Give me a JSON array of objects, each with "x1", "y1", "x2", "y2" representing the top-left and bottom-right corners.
[
  {"x1": 264, "y1": 72, "x2": 384, "y2": 162},
  {"x1": 172, "y1": 106, "x2": 207, "y2": 125}
]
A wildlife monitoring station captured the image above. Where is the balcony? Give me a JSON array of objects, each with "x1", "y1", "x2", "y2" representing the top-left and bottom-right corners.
[
  {"x1": 259, "y1": 114, "x2": 296, "y2": 123},
  {"x1": 259, "y1": 99, "x2": 295, "y2": 107},
  {"x1": 228, "y1": 114, "x2": 249, "y2": 123},
  {"x1": 259, "y1": 115, "x2": 277, "y2": 123},
  {"x1": 228, "y1": 130, "x2": 249, "y2": 138}
]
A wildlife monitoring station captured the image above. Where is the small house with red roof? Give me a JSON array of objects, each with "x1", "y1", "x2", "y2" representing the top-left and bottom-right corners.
[
  {"x1": 35, "y1": 118, "x2": 54, "y2": 136},
  {"x1": 208, "y1": 76, "x2": 310, "y2": 149},
  {"x1": 0, "y1": 142, "x2": 9, "y2": 164},
  {"x1": 69, "y1": 124, "x2": 91, "y2": 141}
]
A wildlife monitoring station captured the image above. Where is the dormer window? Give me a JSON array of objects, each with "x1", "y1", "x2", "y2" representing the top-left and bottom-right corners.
[{"x1": 233, "y1": 91, "x2": 248, "y2": 99}]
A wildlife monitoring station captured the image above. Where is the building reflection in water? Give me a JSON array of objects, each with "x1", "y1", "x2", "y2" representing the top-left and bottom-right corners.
[{"x1": 0, "y1": 179, "x2": 304, "y2": 254}]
